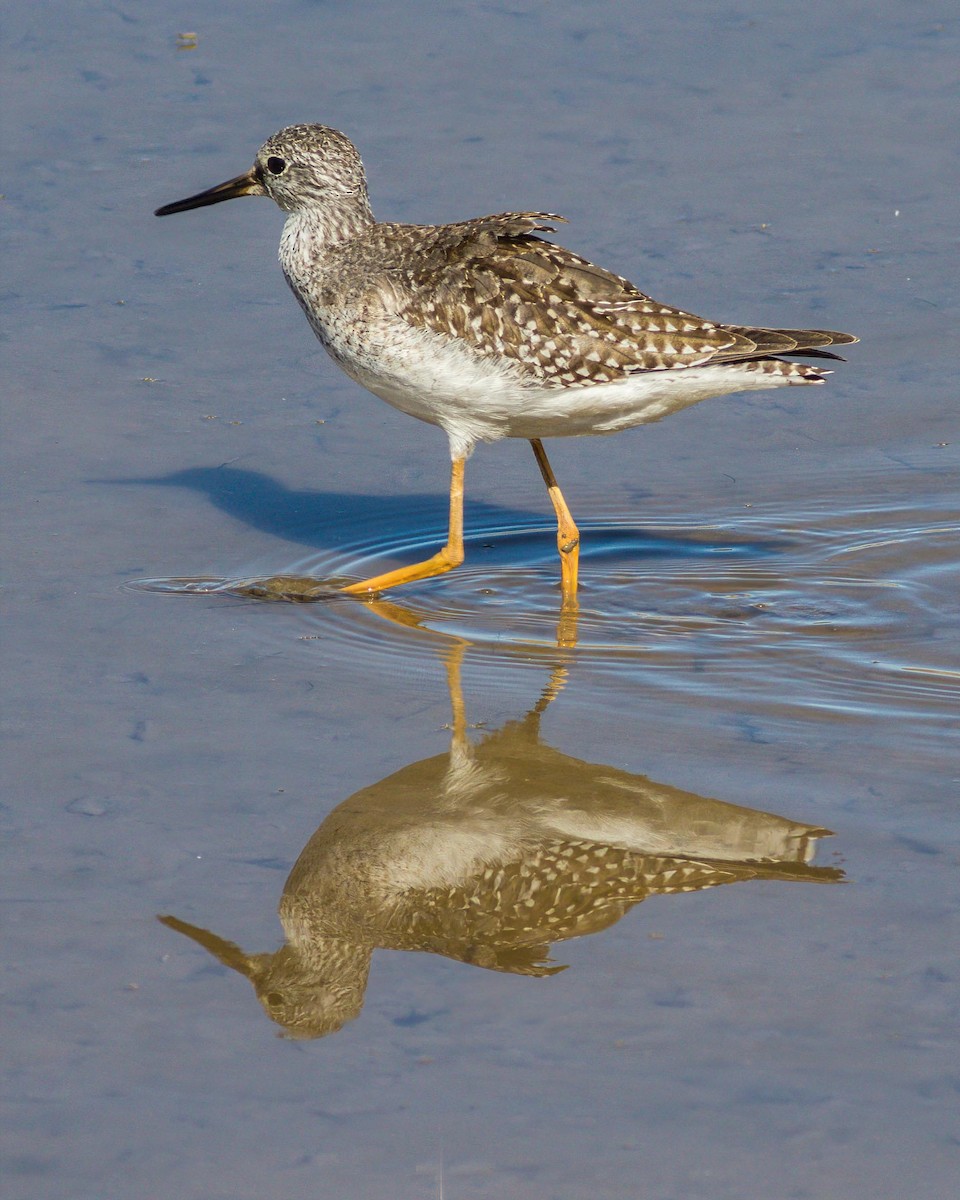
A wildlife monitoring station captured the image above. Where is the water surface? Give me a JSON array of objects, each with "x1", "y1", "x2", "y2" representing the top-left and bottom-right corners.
[{"x1": 4, "y1": 2, "x2": 958, "y2": 1198}]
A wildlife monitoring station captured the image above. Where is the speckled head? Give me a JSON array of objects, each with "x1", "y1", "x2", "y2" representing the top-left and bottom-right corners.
[
  {"x1": 154, "y1": 123, "x2": 369, "y2": 217},
  {"x1": 257, "y1": 124, "x2": 368, "y2": 213}
]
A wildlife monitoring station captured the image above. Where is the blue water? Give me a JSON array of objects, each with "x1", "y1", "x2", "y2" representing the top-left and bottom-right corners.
[{"x1": 4, "y1": 2, "x2": 958, "y2": 1197}]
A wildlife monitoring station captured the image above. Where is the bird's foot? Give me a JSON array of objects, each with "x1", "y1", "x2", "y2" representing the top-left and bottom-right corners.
[{"x1": 339, "y1": 543, "x2": 465, "y2": 596}]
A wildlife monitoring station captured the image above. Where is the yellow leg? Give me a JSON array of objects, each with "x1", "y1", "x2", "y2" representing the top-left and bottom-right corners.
[
  {"x1": 341, "y1": 457, "x2": 466, "y2": 596},
  {"x1": 530, "y1": 439, "x2": 580, "y2": 598}
]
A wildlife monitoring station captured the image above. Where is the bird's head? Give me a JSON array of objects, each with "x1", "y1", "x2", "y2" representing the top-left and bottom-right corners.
[{"x1": 155, "y1": 123, "x2": 368, "y2": 218}]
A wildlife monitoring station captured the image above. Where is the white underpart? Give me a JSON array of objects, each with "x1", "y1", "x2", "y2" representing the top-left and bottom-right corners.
[{"x1": 311, "y1": 310, "x2": 813, "y2": 461}]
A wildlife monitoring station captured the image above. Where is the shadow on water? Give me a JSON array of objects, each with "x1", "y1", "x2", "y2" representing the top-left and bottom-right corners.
[
  {"x1": 103, "y1": 464, "x2": 790, "y2": 557},
  {"x1": 159, "y1": 641, "x2": 843, "y2": 1040},
  {"x1": 103, "y1": 465, "x2": 522, "y2": 548}
]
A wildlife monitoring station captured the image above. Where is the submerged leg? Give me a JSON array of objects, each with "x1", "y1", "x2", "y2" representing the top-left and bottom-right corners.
[
  {"x1": 530, "y1": 438, "x2": 580, "y2": 598},
  {"x1": 341, "y1": 457, "x2": 466, "y2": 595}
]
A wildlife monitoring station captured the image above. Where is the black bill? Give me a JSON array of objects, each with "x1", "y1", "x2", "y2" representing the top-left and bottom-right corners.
[{"x1": 154, "y1": 166, "x2": 264, "y2": 217}]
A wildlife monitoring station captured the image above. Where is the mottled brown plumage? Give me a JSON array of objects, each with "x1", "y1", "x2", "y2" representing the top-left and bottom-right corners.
[
  {"x1": 394, "y1": 840, "x2": 770, "y2": 976},
  {"x1": 382, "y1": 211, "x2": 856, "y2": 386},
  {"x1": 155, "y1": 124, "x2": 858, "y2": 598}
]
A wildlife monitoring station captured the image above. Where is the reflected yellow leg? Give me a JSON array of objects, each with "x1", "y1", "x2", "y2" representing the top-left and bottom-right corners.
[
  {"x1": 443, "y1": 641, "x2": 469, "y2": 752},
  {"x1": 341, "y1": 457, "x2": 466, "y2": 595},
  {"x1": 530, "y1": 438, "x2": 580, "y2": 598}
]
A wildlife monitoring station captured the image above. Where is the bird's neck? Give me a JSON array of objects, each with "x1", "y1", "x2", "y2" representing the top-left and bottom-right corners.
[{"x1": 280, "y1": 190, "x2": 375, "y2": 263}]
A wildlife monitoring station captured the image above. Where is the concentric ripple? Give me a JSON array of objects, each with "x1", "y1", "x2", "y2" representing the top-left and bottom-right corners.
[{"x1": 132, "y1": 494, "x2": 960, "y2": 735}]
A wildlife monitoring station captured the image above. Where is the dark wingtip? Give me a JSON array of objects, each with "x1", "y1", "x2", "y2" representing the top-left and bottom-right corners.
[{"x1": 797, "y1": 348, "x2": 847, "y2": 362}]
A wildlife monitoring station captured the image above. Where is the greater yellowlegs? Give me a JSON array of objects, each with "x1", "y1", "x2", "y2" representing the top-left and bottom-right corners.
[{"x1": 156, "y1": 124, "x2": 857, "y2": 600}]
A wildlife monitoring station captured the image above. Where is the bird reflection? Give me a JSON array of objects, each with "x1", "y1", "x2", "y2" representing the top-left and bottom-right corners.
[{"x1": 160, "y1": 644, "x2": 842, "y2": 1038}]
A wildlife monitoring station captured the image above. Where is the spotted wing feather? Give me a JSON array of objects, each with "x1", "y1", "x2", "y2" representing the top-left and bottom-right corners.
[
  {"x1": 391, "y1": 839, "x2": 749, "y2": 975},
  {"x1": 389, "y1": 213, "x2": 856, "y2": 386}
]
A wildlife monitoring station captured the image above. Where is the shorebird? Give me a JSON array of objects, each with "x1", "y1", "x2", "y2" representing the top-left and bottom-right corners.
[{"x1": 156, "y1": 124, "x2": 856, "y2": 600}]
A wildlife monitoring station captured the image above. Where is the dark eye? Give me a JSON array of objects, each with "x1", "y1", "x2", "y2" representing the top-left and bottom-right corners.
[{"x1": 266, "y1": 156, "x2": 286, "y2": 175}]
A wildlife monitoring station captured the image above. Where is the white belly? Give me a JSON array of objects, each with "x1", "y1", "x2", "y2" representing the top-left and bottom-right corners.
[{"x1": 315, "y1": 307, "x2": 804, "y2": 460}]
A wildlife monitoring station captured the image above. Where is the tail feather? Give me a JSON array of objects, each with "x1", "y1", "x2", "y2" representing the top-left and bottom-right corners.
[{"x1": 715, "y1": 325, "x2": 858, "y2": 368}]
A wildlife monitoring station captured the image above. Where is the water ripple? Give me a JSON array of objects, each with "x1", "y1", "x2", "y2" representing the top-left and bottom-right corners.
[{"x1": 131, "y1": 498, "x2": 959, "y2": 733}]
